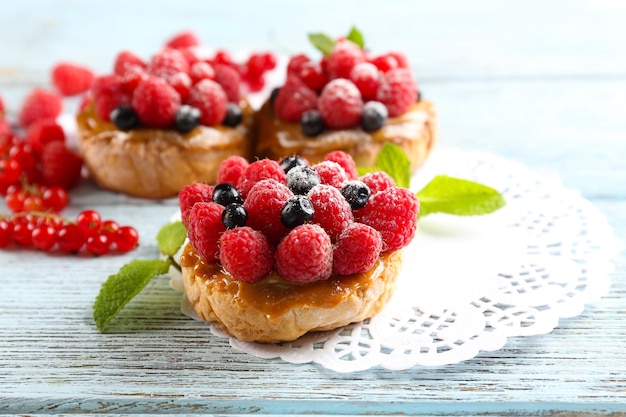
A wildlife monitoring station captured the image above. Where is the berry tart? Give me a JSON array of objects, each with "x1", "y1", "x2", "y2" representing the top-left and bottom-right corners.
[
  {"x1": 75, "y1": 33, "x2": 274, "y2": 199},
  {"x1": 255, "y1": 32, "x2": 437, "y2": 172},
  {"x1": 178, "y1": 151, "x2": 419, "y2": 343}
]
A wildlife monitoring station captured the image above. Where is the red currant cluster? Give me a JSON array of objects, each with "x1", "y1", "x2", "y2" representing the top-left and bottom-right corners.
[
  {"x1": 0, "y1": 209, "x2": 139, "y2": 255},
  {"x1": 5, "y1": 184, "x2": 68, "y2": 213}
]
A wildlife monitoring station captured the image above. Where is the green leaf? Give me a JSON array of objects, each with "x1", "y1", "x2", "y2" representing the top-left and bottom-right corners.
[
  {"x1": 156, "y1": 220, "x2": 187, "y2": 256},
  {"x1": 308, "y1": 32, "x2": 335, "y2": 56},
  {"x1": 93, "y1": 259, "x2": 171, "y2": 333},
  {"x1": 346, "y1": 26, "x2": 365, "y2": 49},
  {"x1": 417, "y1": 175, "x2": 506, "y2": 217},
  {"x1": 356, "y1": 166, "x2": 376, "y2": 177},
  {"x1": 375, "y1": 143, "x2": 412, "y2": 188}
]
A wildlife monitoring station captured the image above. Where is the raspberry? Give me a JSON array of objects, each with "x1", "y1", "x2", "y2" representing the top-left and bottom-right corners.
[
  {"x1": 318, "y1": 79, "x2": 363, "y2": 129},
  {"x1": 51, "y1": 62, "x2": 95, "y2": 96},
  {"x1": 327, "y1": 40, "x2": 365, "y2": 80},
  {"x1": 189, "y1": 62, "x2": 215, "y2": 84},
  {"x1": 243, "y1": 179, "x2": 292, "y2": 244},
  {"x1": 40, "y1": 141, "x2": 83, "y2": 189},
  {"x1": 376, "y1": 68, "x2": 417, "y2": 117},
  {"x1": 0, "y1": 95, "x2": 5, "y2": 115},
  {"x1": 276, "y1": 224, "x2": 333, "y2": 283},
  {"x1": 349, "y1": 62, "x2": 381, "y2": 101},
  {"x1": 114, "y1": 50, "x2": 146, "y2": 76},
  {"x1": 186, "y1": 79, "x2": 227, "y2": 127},
  {"x1": 361, "y1": 171, "x2": 395, "y2": 195},
  {"x1": 298, "y1": 61, "x2": 328, "y2": 91},
  {"x1": 25, "y1": 118, "x2": 65, "y2": 153},
  {"x1": 332, "y1": 223, "x2": 383, "y2": 275},
  {"x1": 312, "y1": 161, "x2": 348, "y2": 189},
  {"x1": 119, "y1": 65, "x2": 150, "y2": 95},
  {"x1": 273, "y1": 76, "x2": 317, "y2": 123},
  {"x1": 370, "y1": 55, "x2": 398, "y2": 73},
  {"x1": 18, "y1": 88, "x2": 63, "y2": 127},
  {"x1": 165, "y1": 30, "x2": 201, "y2": 49},
  {"x1": 353, "y1": 187, "x2": 419, "y2": 253},
  {"x1": 307, "y1": 185, "x2": 353, "y2": 241},
  {"x1": 213, "y1": 64, "x2": 241, "y2": 103},
  {"x1": 178, "y1": 183, "x2": 215, "y2": 228},
  {"x1": 286, "y1": 54, "x2": 310, "y2": 77},
  {"x1": 148, "y1": 48, "x2": 189, "y2": 79},
  {"x1": 219, "y1": 226, "x2": 274, "y2": 283},
  {"x1": 187, "y1": 202, "x2": 226, "y2": 261},
  {"x1": 92, "y1": 75, "x2": 129, "y2": 121},
  {"x1": 236, "y1": 159, "x2": 286, "y2": 198},
  {"x1": 132, "y1": 77, "x2": 181, "y2": 128},
  {"x1": 323, "y1": 150, "x2": 358, "y2": 180},
  {"x1": 217, "y1": 155, "x2": 249, "y2": 185},
  {"x1": 166, "y1": 72, "x2": 192, "y2": 101},
  {"x1": 387, "y1": 51, "x2": 409, "y2": 69}
]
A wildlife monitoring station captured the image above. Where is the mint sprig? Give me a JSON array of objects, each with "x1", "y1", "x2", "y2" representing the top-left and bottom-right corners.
[
  {"x1": 308, "y1": 26, "x2": 365, "y2": 56},
  {"x1": 346, "y1": 26, "x2": 365, "y2": 49}
]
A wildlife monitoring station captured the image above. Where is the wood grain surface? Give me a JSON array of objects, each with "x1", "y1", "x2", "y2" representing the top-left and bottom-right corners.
[{"x1": 1, "y1": 0, "x2": 625, "y2": 415}]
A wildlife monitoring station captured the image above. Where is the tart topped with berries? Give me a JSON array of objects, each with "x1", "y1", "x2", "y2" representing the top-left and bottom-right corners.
[
  {"x1": 178, "y1": 150, "x2": 419, "y2": 343},
  {"x1": 255, "y1": 29, "x2": 437, "y2": 172}
]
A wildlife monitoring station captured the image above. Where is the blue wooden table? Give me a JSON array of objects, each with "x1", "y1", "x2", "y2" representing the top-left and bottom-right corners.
[{"x1": 1, "y1": 0, "x2": 625, "y2": 415}]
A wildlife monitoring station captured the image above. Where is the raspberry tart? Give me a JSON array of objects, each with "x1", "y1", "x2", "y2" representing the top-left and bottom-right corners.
[
  {"x1": 76, "y1": 33, "x2": 274, "y2": 199},
  {"x1": 255, "y1": 31, "x2": 437, "y2": 172},
  {"x1": 178, "y1": 151, "x2": 419, "y2": 343}
]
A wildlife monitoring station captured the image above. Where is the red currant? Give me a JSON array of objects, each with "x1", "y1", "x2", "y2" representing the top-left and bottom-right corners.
[
  {"x1": 0, "y1": 218, "x2": 13, "y2": 247},
  {"x1": 76, "y1": 209, "x2": 101, "y2": 238},
  {"x1": 12, "y1": 221, "x2": 34, "y2": 246},
  {"x1": 5, "y1": 188, "x2": 26, "y2": 212},
  {"x1": 86, "y1": 233, "x2": 110, "y2": 256},
  {"x1": 42, "y1": 186, "x2": 69, "y2": 212},
  {"x1": 0, "y1": 158, "x2": 22, "y2": 193},
  {"x1": 100, "y1": 219, "x2": 120, "y2": 240},
  {"x1": 22, "y1": 194, "x2": 44, "y2": 212},
  {"x1": 57, "y1": 224, "x2": 84, "y2": 253},
  {"x1": 114, "y1": 225, "x2": 139, "y2": 252},
  {"x1": 32, "y1": 224, "x2": 57, "y2": 251}
]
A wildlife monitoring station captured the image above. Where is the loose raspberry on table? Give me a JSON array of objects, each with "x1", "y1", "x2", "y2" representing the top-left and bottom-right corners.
[
  {"x1": 307, "y1": 184, "x2": 353, "y2": 241},
  {"x1": 276, "y1": 224, "x2": 333, "y2": 283},
  {"x1": 327, "y1": 40, "x2": 366, "y2": 80},
  {"x1": 114, "y1": 50, "x2": 147, "y2": 76},
  {"x1": 349, "y1": 62, "x2": 381, "y2": 101},
  {"x1": 40, "y1": 141, "x2": 83, "y2": 189},
  {"x1": 147, "y1": 48, "x2": 190, "y2": 79},
  {"x1": 18, "y1": 88, "x2": 63, "y2": 127},
  {"x1": 243, "y1": 178, "x2": 292, "y2": 244},
  {"x1": 187, "y1": 202, "x2": 226, "y2": 261},
  {"x1": 376, "y1": 68, "x2": 417, "y2": 117},
  {"x1": 219, "y1": 226, "x2": 274, "y2": 283},
  {"x1": 360, "y1": 171, "x2": 396, "y2": 196},
  {"x1": 323, "y1": 150, "x2": 359, "y2": 180},
  {"x1": 25, "y1": 118, "x2": 65, "y2": 153},
  {"x1": 318, "y1": 79, "x2": 363, "y2": 130},
  {"x1": 274, "y1": 76, "x2": 318, "y2": 123},
  {"x1": 132, "y1": 77, "x2": 181, "y2": 128},
  {"x1": 217, "y1": 155, "x2": 250, "y2": 185},
  {"x1": 51, "y1": 62, "x2": 95, "y2": 97},
  {"x1": 213, "y1": 64, "x2": 241, "y2": 103},
  {"x1": 354, "y1": 186, "x2": 419, "y2": 253},
  {"x1": 165, "y1": 30, "x2": 201, "y2": 49},
  {"x1": 178, "y1": 182, "x2": 215, "y2": 227},
  {"x1": 332, "y1": 222, "x2": 383, "y2": 275},
  {"x1": 312, "y1": 161, "x2": 348, "y2": 189},
  {"x1": 236, "y1": 158, "x2": 286, "y2": 198},
  {"x1": 186, "y1": 79, "x2": 227, "y2": 127}
]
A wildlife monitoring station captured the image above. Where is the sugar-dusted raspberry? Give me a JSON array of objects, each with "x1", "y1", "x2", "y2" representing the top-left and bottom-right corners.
[
  {"x1": 148, "y1": 48, "x2": 190, "y2": 79},
  {"x1": 333, "y1": 222, "x2": 383, "y2": 275},
  {"x1": 51, "y1": 62, "x2": 95, "y2": 96},
  {"x1": 236, "y1": 158, "x2": 286, "y2": 198},
  {"x1": 286, "y1": 53, "x2": 310, "y2": 77},
  {"x1": 187, "y1": 202, "x2": 226, "y2": 261},
  {"x1": 318, "y1": 79, "x2": 363, "y2": 129},
  {"x1": 323, "y1": 150, "x2": 358, "y2": 180},
  {"x1": 114, "y1": 50, "x2": 146, "y2": 76},
  {"x1": 370, "y1": 54, "x2": 398, "y2": 73},
  {"x1": 217, "y1": 155, "x2": 249, "y2": 185},
  {"x1": 219, "y1": 226, "x2": 274, "y2": 283},
  {"x1": 243, "y1": 179, "x2": 292, "y2": 244},
  {"x1": 167, "y1": 72, "x2": 192, "y2": 101},
  {"x1": 25, "y1": 118, "x2": 65, "y2": 153},
  {"x1": 132, "y1": 77, "x2": 181, "y2": 128},
  {"x1": 276, "y1": 224, "x2": 333, "y2": 283},
  {"x1": 189, "y1": 62, "x2": 215, "y2": 84},
  {"x1": 18, "y1": 88, "x2": 63, "y2": 127},
  {"x1": 312, "y1": 161, "x2": 348, "y2": 189},
  {"x1": 361, "y1": 171, "x2": 395, "y2": 195},
  {"x1": 298, "y1": 61, "x2": 328, "y2": 92},
  {"x1": 119, "y1": 65, "x2": 150, "y2": 95},
  {"x1": 40, "y1": 141, "x2": 83, "y2": 189},
  {"x1": 179, "y1": 182, "x2": 215, "y2": 227},
  {"x1": 376, "y1": 68, "x2": 417, "y2": 117},
  {"x1": 186, "y1": 79, "x2": 227, "y2": 127},
  {"x1": 274, "y1": 76, "x2": 318, "y2": 123},
  {"x1": 327, "y1": 40, "x2": 366, "y2": 80},
  {"x1": 387, "y1": 51, "x2": 409, "y2": 69},
  {"x1": 165, "y1": 30, "x2": 201, "y2": 49},
  {"x1": 213, "y1": 64, "x2": 241, "y2": 103},
  {"x1": 92, "y1": 75, "x2": 130, "y2": 121},
  {"x1": 354, "y1": 186, "x2": 419, "y2": 253},
  {"x1": 307, "y1": 184, "x2": 353, "y2": 241},
  {"x1": 349, "y1": 62, "x2": 381, "y2": 101}
]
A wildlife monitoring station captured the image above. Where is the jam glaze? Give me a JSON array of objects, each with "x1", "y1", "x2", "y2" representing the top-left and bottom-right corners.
[
  {"x1": 254, "y1": 99, "x2": 437, "y2": 171},
  {"x1": 75, "y1": 100, "x2": 254, "y2": 199},
  {"x1": 180, "y1": 243, "x2": 403, "y2": 343}
]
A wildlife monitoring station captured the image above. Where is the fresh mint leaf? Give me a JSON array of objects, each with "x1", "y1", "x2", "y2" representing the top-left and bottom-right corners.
[
  {"x1": 93, "y1": 259, "x2": 171, "y2": 333},
  {"x1": 346, "y1": 26, "x2": 365, "y2": 49},
  {"x1": 417, "y1": 175, "x2": 506, "y2": 217},
  {"x1": 308, "y1": 32, "x2": 335, "y2": 56},
  {"x1": 156, "y1": 220, "x2": 186, "y2": 257},
  {"x1": 356, "y1": 166, "x2": 376, "y2": 177},
  {"x1": 375, "y1": 143, "x2": 412, "y2": 188}
]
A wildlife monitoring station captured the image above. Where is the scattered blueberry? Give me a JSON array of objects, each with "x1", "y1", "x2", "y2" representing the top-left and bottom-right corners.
[
  {"x1": 360, "y1": 101, "x2": 388, "y2": 132},
  {"x1": 213, "y1": 183, "x2": 243, "y2": 206},
  {"x1": 222, "y1": 203, "x2": 248, "y2": 229},
  {"x1": 280, "y1": 195, "x2": 314, "y2": 229},
  {"x1": 110, "y1": 105, "x2": 139, "y2": 130},
  {"x1": 174, "y1": 105, "x2": 201, "y2": 133},
  {"x1": 222, "y1": 102, "x2": 243, "y2": 127},
  {"x1": 301, "y1": 109, "x2": 324, "y2": 137},
  {"x1": 341, "y1": 180, "x2": 371, "y2": 209},
  {"x1": 286, "y1": 165, "x2": 320, "y2": 195},
  {"x1": 279, "y1": 155, "x2": 308, "y2": 173}
]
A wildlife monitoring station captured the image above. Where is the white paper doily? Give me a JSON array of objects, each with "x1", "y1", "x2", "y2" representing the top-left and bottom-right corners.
[{"x1": 169, "y1": 147, "x2": 623, "y2": 372}]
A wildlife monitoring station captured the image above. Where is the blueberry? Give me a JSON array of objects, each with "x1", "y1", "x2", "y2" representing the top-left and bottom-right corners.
[
  {"x1": 341, "y1": 180, "x2": 370, "y2": 209},
  {"x1": 174, "y1": 105, "x2": 201, "y2": 133},
  {"x1": 416, "y1": 90, "x2": 422, "y2": 102},
  {"x1": 213, "y1": 183, "x2": 243, "y2": 206},
  {"x1": 301, "y1": 109, "x2": 324, "y2": 137},
  {"x1": 360, "y1": 101, "x2": 388, "y2": 132},
  {"x1": 286, "y1": 165, "x2": 320, "y2": 195},
  {"x1": 222, "y1": 102, "x2": 243, "y2": 127},
  {"x1": 110, "y1": 105, "x2": 139, "y2": 130},
  {"x1": 280, "y1": 195, "x2": 314, "y2": 229},
  {"x1": 222, "y1": 203, "x2": 248, "y2": 229},
  {"x1": 269, "y1": 87, "x2": 281, "y2": 108},
  {"x1": 279, "y1": 155, "x2": 308, "y2": 173}
]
